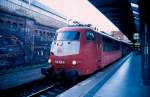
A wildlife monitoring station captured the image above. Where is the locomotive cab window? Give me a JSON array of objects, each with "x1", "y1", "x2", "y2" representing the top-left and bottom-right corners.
[
  {"x1": 55, "y1": 31, "x2": 80, "y2": 41},
  {"x1": 86, "y1": 31, "x2": 95, "y2": 41}
]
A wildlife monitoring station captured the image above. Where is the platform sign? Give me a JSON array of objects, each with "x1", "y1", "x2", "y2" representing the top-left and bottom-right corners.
[
  {"x1": 134, "y1": 42, "x2": 140, "y2": 45},
  {"x1": 133, "y1": 33, "x2": 139, "y2": 40}
]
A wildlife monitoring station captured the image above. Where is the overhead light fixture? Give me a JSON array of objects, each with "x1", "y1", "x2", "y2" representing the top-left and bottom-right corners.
[
  {"x1": 131, "y1": 3, "x2": 139, "y2": 8},
  {"x1": 133, "y1": 11, "x2": 139, "y2": 15},
  {"x1": 134, "y1": 17, "x2": 139, "y2": 20}
]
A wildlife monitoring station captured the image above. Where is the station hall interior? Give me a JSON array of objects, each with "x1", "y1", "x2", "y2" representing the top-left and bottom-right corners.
[{"x1": 0, "y1": 0, "x2": 150, "y2": 97}]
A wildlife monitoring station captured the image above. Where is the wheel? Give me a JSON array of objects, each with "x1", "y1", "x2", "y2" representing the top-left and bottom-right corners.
[{"x1": 65, "y1": 70, "x2": 79, "y2": 83}]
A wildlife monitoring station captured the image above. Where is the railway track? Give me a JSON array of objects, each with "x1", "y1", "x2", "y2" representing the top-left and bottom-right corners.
[
  {"x1": 27, "y1": 84, "x2": 56, "y2": 97},
  {"x1": 0, "y1": 73, "x2": 88, "y2": 97},
  {"x1": 1, "y1": 79, "x2": 78, "y2": 97},
  {"x1": 25, "y1": 77, "x2": 87, "y2": 97},
  {"x1": 26, "y1": 82, "x2": 69, "y2": 97}
]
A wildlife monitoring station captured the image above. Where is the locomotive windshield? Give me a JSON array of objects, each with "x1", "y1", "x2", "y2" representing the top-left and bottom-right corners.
[
  {"x1": 51, "y1": 31, "x2": 80, "y2": 56},
  {"x1": 56, "y1": 31, "x2": 80, "y2": 41}
]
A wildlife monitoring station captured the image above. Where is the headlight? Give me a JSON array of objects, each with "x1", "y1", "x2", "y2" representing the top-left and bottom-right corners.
[
  {"x1": 48, "y1": 59, "x2": 51, "y2": 63},
  {"x1": 72, "y1": 60, "x2": 77, "y2": 65}
]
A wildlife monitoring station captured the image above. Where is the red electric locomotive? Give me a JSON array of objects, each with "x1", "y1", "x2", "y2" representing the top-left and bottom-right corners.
[{"x1": 44, "y1": 25, "x2": 123, "y2": 79}]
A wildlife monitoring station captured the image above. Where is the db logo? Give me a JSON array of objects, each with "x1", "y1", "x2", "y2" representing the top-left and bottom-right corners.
[{"x1": 57, "y1": 47, "x2": 63, "y2": 54}]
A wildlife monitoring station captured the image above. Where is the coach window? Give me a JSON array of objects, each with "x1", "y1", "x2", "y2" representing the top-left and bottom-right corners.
[
  {"x1": 113, "y1": 41, "x2": 120, "y2": 50},
  {"x1": 103, "y1": 37, "x2": 113, "y2": 51},
  {"x1": 86, "y1": 31, "x2": 95, "y2": 41}
]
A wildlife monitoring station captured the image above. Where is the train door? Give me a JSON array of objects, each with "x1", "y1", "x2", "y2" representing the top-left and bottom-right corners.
[
  {"x1": 85, "y1": 31, "x2": 98, "y2": 71},
  {"x1": 95, "y1": 34, "x2": 102, "y2": 69}
]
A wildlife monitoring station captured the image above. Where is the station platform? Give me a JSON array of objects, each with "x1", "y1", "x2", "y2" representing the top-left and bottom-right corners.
[
  {"x1": 58, "y1": 53, "x2": 150, "y2": 97},
  {"x1": 0, "y1": 64, "x2": 49, "y2": 90}
]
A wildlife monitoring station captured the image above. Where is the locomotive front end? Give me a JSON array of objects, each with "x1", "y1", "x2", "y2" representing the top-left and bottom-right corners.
[{"x1": 49, "y1": 29, "x2": 81, "y2": 80}]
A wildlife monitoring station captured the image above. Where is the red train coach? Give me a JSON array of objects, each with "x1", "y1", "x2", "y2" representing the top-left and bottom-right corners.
[{"x1": 43, "y1": 26, "x2": 122, "y2": 80}]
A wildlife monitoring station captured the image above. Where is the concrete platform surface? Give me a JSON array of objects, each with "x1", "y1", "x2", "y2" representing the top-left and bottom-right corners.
[
  {"x1": 0, "y1": 66, "x2": 47, "y2": 90},
  {"x1": 57, "y1": 53, "x2": 150, "y2": 97}
]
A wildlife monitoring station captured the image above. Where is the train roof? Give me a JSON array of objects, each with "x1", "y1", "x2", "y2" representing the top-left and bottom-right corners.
[
  {"x1": 57, "y1": 26, "x2": 131, "y2": 44},
  {"x1": 57, "y1": 26, "x2": 92, "y2": 32}
]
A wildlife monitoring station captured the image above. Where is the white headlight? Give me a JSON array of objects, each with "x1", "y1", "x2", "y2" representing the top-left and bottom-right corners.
[
  {"x1": 72, "y1": 60, "x2": 77, "y2": 65},
  {"x1": 48, "y1": 59, "x2": 51, "y2": 63}
]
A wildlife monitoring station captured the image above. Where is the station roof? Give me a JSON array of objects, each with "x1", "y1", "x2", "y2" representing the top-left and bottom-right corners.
[{"x1": 89, "y1": 0, "x2": 139, "y2": 41}]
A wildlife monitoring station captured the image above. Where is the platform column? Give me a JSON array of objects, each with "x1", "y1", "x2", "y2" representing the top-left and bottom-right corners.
[{"x1": 139, "y1": 0, "x2": 150, "y2": 85}]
